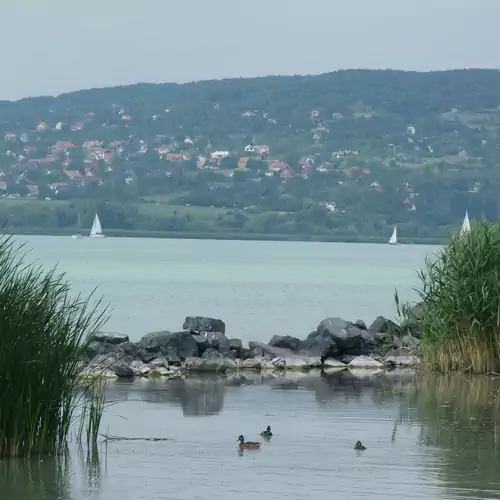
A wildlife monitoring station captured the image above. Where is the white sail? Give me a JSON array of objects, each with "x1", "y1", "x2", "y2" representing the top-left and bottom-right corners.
[
  {"x1": 89, "y1": 213, "x2": 105, "y2": 238},
  {"x1": 461, "y1": 210, "x2": 471, "y2": 234},
  {"x1": 388, "y1": 226, "x2": 398, "y2": 245}
]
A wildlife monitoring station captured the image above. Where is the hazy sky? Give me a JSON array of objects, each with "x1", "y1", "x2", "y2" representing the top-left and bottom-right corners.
[{"x1": 2, "y1": 0, "x2": 499, "y2": 101}]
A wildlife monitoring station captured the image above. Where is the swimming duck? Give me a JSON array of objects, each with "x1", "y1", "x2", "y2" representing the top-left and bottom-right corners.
[
  {"x1": 260, "y1": 425, "x2": 272, "y2": 438},
  {"x1": 238, "y1": 435, "x2": 261, "y2": 449},
  {"x1": 354, "y1": 441, "x2": 366, "y2": 450}
]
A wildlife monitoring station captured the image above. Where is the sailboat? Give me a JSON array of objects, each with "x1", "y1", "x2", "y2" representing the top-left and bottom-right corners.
[
  {"x1": 388, "y1": 226, "x2": 398, "y2": 245},
  {"x1": 460, "y1": 210, "x2": 471, "y2": 234},
  {"x1": 89, "y1": 213, "x2": 106, "y2": 239}
]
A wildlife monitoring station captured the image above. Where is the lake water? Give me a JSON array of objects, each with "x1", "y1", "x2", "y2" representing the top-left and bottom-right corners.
[
  {"x1": 3, "y1": 237, "x2": 500, "y2": 499},
  {"x1": 13, "y1": 236, "x2": 439, "y2": 342},
  {"x1": 2, "y1": 371, "x2": 500, "y2": 500}
]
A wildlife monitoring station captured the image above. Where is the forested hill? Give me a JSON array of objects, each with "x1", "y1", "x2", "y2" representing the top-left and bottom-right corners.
[{"x1": 0, "y1": 69, "x2": 500, "y2": 241}]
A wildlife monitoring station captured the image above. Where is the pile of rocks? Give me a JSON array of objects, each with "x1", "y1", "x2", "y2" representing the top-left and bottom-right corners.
[{"x1": 81, "y1": 312, "x2": 421, "y2": 379}]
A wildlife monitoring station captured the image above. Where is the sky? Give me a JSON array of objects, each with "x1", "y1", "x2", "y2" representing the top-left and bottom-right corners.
[{"x1": 2, "y1": 0, "x2": 500, "y2": 101}]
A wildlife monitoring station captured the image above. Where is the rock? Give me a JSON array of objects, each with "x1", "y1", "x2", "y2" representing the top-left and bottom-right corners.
[
  {"x1": 148, "y1": 367, "x2": 169, "y2": 378},
  {"x1": 85, "y1": 341, "x2": 116, "y2": 357},
  {"x1": 163, "y1": 347, "x2": 182, "y2": 366},
  {"x1": 355, "y1": 320, "x2": 367, "y2": 330},
  {"x1": 150, "y1": 355, "x2": 168, "y2": 368},
  {"x1": 91, "y1": 332, "x2": 130, "y2": 345},
  {"x1": 184, "y1": 357, "x2": 233, "y2": 373},
  {"x1": 88, "y1": 353, "x2": 120, "y2": 369},
  {"x1": 281, "y1": 357, "x2": 309, "y2": 370},
  {"x1": 400, "y1": 335, "x2": 421, "y2": 349},
  {"x1": 268, "y1": 335, "x2": 302, "y2": 352},
  {"x1": 202, "y1": 347, "x2": 224, "y2": 360},
  {"x1": 384, "y1": 348, "x2": 420, "y2": 367},
  {"x1": 131, "y1": 360, "x2": 151, "y2": 376},
  {"x1": 241, "y1": 358, "x2": 263, "y2": 370},
  {"x1": 137, "y1": 331, "x2": 172, "y2": 351},
  {"x1": 240, "y1": 347, "x2": 255, "y2": 360},
  {"x1": 316, "y1": 317, "x2": 376, "y2": 356},
  {"x1": 348, "y1": 356, "x2": 384, "y2": 369},
  {"x1": 301, "y1": 332, "x2": 339, "y2": 357},
  {"x1": 138, "y1": 331, "x2": 198, "y2": 359},
  {"x1": 205, "y1": 331, "x2": 230, "y2": 354},
  {"x1": 369, "y1": 316, "x2": 399, "y2": 335},
  {"x1": 137, "y1": 349, "x2": 158, "y2": 363},
  {"x1": 229, "y1": 338, "x2": 243, "y2": 357},
  {"x1": 183, "y1": 316, "x2": 225, "y2": 334},
  {"x1": 119, "y1": 341, "x2": 139, "y2": 358},
  {"x1": 322, "y1": 358, "x2": 347, "y2": 369},
  {"x1": 114, "y1": 356, "x2": 135, "y2": 378}
]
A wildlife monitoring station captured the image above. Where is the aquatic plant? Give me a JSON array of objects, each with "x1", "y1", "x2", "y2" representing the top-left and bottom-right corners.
[
  {"x1": 0, "y1": 235, "x2": 108, "y2": 457},
  {"x1": 415, "y1": 219, "x2": 500, "y2": 373}
]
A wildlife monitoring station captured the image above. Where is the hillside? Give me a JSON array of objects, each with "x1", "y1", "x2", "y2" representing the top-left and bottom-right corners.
[{"x1": 1, "y1": 69, "x2": 500, "y2": 241}]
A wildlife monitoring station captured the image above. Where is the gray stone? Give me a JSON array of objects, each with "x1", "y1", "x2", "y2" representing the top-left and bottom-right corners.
[
  {"x1": 183, "y1": 316, "x2": 226, "y2": 334},
  {"x1": 301, "y1": 332, "x2": 339, "y2": 357},
  {"x1": 316, "y1": 317, "x2": 376, "y2": 356},
  {"x1": 268, "y1": 335, "x2": 302, "y2": 352},
  {"x1": 240, "y1": 347, "x2": 255, "y2": 360},
  {"x1": 348, "y1": 356, "x2": 384, "y2": 368},
  {"x1": 384, "y1": 348, "x2": 420, "y2": 367},
  {"x1": 86, "y1": 341, "x2": 114, "y2": 357},
  {"x1": 119, "y1": 341, "x2": 139, "y2": 358},
  {"x1": 137, "y1": 349, "x2": 158, "y2": 363},
  {"x1": 355, "y1": 319, "x2": 367, "y2": 330},
  {"x1": 138, "y1": 331, "x2": 198, "y2": 359},
  {"x1": 202, "y1": 347, "x2": 224, "y2": 360},
  {"x1": 184, "y1": 357, "x2": 230, "y2": 373},
  {"x1": 369, "y1": 316, "x2": 399, "y2": 335},
  {"x1": 241, "y1": 358, "x2": 263, "y2": 370},
  {"x1": 130, "y1": 360, "x2": 151, "y2": 375},
  {"x1": 91, "y1": 332, "x2": 130, "y2": 345},
  {"x1": 114, "y1": 361, "x2": 135, "y2": 378},
  {"x1": 150, "y1": 355, "x2": 168, "y2": 368},
  {"x1": 88, "y1": 353, "x2": 120, "y2": 369}
]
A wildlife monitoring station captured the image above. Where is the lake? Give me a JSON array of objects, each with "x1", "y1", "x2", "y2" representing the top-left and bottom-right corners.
[
  {"x1": 2, "y1": 371, "x2": 500, "y2": 500},
  {"x1": 3, "y1": 237, "x2": 500, "y2": 499},
  {"x1": 14, "y1": 236, "x2": 439, "y2": 342}
]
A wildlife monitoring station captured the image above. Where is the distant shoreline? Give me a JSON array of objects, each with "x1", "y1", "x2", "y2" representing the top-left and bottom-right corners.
[{"x1": 7, "y1": 227, "x2": 445, "y2": 245}]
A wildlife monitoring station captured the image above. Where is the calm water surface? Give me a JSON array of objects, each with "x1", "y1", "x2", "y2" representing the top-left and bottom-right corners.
[
  {"x1": 2, "y1": 371, "x2": 500, "y2": 500},
  {"x1": 15, "y1": 236, "x2": 440, "y2": 342}
]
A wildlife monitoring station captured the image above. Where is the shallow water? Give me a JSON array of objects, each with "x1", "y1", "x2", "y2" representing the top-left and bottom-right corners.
[{"x1": 3, "y1": 371, "x2": 500, "y2": 500}]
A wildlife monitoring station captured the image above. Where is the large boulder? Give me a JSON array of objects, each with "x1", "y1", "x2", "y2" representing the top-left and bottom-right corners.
[
  {"x1": 191, "y1": 331, "x2": 230, "y2": 355},
  {"x1": 268, "y1": 335, "x2": 302, "y2": 352},
  {"x1": 301, "y1": 332, "x2": 339, "y2": 357},
  {"x1": 138, "y1": 331, "x2": 198, "y2": 360},
  {"x1": 315, "y1": 317, "x2": 376, "y2": 356},
  {"x1": 113, "y1": 356, "x2": 135, "y2": 378},
  {"x1": 183, "y1": 316, "x2": 225, "y2": 334},
  {"x1": 369, "y1": 316, "x2": 399, "y2": 335}
]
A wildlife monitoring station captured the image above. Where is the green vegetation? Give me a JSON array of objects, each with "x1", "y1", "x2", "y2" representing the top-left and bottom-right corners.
[
  {"x1": 0, "y1": 235, "x2": 107, "y2": 457},
  {"x1": 409, "y1": 220, "x2": 500, "y2": 373},
  {"x1": 0, "y1": 69, "x2": 499, "y2": 240}
]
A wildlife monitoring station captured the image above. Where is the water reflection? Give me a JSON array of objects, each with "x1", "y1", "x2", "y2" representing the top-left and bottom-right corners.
[
  {"x1": 415, "y1": 374, "x2": 500, "y2": 498},
  {"x1": 0, "y1": 455, "x2": 71, "y2": 500},
  {"x1": 2, "y1": 371, "x2": 500, "y2": 500}
]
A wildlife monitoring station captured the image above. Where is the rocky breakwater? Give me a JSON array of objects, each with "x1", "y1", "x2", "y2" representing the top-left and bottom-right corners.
[{"x1": 81, "y1": 311, "x2": 421, "y2": 379}]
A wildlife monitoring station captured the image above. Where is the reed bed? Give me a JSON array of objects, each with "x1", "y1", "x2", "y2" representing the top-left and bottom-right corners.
[
  {"x1": 415, "y1": 220, "x2": 500, "y2": 373},
  {"x1": 0, "y1": 235, "x2": 107, "y2": 458}
]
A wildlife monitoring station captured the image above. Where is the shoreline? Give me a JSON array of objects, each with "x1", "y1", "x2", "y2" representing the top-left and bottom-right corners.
[{"x1": 8, "y1": 227, "x2": 445, "y2": 245}]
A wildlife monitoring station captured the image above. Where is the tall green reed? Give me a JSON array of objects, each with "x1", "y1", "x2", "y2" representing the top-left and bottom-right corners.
[
  {"x1": 0, "y1": 235, "x2": 108, "y2": 457},
  {"x1": 415, "y1": 219, "x2": 500, "y2": 373}
]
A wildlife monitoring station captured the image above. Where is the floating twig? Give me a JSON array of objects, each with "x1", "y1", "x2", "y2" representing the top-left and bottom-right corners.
[{"x1": 100, "y1": 434, "x2": 171, "y2": 443}]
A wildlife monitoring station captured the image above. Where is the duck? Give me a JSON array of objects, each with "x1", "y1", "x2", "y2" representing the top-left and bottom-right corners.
[
  {"x1": 260, "y1": 425, "x2": 272, "y2": 438},
  {"x1": 238, "y1": 435, "x2": 261, "y2": 449},
  {"x1": 354, "y1": 440, "x2": 366, "y2": 450}
]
